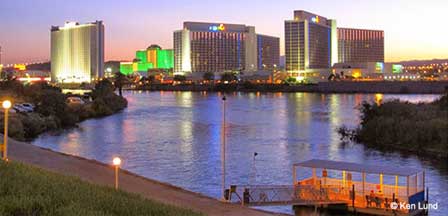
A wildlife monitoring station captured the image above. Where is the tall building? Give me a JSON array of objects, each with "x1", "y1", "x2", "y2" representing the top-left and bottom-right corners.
[
  {"x1": 120, "y1": 45, "x2": 174, "y2": 75},
  {"x1": 285, "y1": 10, "x2": 338, "y2": 76},
  {"x1": 338, "y1": 28, "x2": 384, "y2": 63},
  {"x1": 174, "y1": 22, "x2": 279, "y2": 75},
  {"x1": 51, "y1": 21, "x2": 104, "y2": 83},
  {"x1": 257, "y1": 35, "x2": 280, "y2": 71}
]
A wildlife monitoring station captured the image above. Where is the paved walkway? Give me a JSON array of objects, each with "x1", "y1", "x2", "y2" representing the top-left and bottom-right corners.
[{"x1": 8, "y1": 138, "x2": 285, "y2": 216}]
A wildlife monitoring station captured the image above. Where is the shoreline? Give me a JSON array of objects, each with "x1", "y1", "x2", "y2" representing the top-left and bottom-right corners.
[
  {"x1": 129, "y1": 81, "x2": 448, "y2": 94},
  {"x1": 8, "y1": 137, "x2": 285, "y2": 216}
]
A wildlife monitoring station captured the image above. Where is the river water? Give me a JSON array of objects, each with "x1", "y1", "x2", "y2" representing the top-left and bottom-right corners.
[{"x1": 31, "y1": 91, "x2": 447, "y2": 215}]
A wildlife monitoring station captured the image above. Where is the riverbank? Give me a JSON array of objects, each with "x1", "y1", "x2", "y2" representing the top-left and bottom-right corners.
[
  {"x1": 0, "y1": 80, "x2": 127, "y2": 141},
  {"x1": 131, "y1": 81, "x2": 448, "y2": 94},
  {"x1": 339, "y1": 92, "x2": 448, "y2": 159},
  {"x1": 8, "y1": 137, "x2": 282, "y2": 216}
]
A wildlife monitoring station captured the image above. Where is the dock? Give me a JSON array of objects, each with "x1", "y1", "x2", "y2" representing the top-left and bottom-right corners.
[{"x1": 225, "y1": 159, "x2": 428, "y2": 216}]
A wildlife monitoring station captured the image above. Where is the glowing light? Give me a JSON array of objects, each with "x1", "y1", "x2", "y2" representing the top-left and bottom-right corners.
[
  {"x1": 392, "y1": 64, "x2": 403, "y2": 74},
  {"x1": 352, "y1": 70, "x2": 362, "y2": 78},
  {"x1": 311, "y1": 16, "x2": 320, "y2": 23},
  {"x1": 209, "y1": 24, "x2": 226, "y2": 32},
  {"x1": 2, "y1": 100, "x2": 12, "y2": 109},
  {"x1": 375, "y1": 62, "x2": 384, "y2": 73},
  {"x1": 13, "y1": 64, "x2": 26, "y2": 71},
  {"x1": 112, "y1": 157, "x2": 121, "y2": 166},
  {"x1": 296, "y1": 76, "x2": 305, "y2": 82}
]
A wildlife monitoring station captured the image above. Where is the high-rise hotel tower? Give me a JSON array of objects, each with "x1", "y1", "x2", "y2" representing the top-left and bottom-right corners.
[
  {"x1": 337, "y1": 28, "x2": 384, "y2": 63},
  {"x1": 174, "y1": 22, "x2": 279, "y2": 75},
  {"x1": 51, "y1": 21, "x2": 104, "y2": 83},
  {"x1": 285, "y1": 10, "x2": 338, "y2": 77}
]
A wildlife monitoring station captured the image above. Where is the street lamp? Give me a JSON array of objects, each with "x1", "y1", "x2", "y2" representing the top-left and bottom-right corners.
[
  {"x1": 221, "y1": 95, "x2": 227, "y2": 200},
  {"x1": 2, "y1": 100, "x2": 11, "y2": 161},
  {"x1": 112, "y1": 157, "x2": 121, "y2": 190}
]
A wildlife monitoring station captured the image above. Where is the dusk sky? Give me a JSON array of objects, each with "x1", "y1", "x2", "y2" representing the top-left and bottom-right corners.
[{"x1": 1, "y1": 0, "x2": 447, "y2": 64}]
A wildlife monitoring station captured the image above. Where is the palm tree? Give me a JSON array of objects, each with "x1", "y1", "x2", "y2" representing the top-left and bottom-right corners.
[{"x1": 114, "y1": 72, "x2": 127, "y2": 97}]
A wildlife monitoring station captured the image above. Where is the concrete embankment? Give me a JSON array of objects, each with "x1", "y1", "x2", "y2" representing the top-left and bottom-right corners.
[
  {"x1": 132, "y1": 81, "x2": 448, "y2": 94},
  {"x1": 8, "y1": 138, "x2": 284, "y2": 216}
]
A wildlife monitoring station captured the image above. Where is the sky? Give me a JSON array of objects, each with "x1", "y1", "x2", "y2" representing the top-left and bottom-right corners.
[{"x1": 1, "y1": 0, "x2": 447, "y2": 64}]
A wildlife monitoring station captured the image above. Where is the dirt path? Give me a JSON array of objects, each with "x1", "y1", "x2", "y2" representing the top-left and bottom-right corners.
[{"x1": 8, "y1": 138, "x2": 286, "y2": 216}]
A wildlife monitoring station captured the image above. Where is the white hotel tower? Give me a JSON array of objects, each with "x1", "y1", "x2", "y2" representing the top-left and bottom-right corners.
[{"x1": 51, "y1": 21, "x2": 104, "y2": 84}]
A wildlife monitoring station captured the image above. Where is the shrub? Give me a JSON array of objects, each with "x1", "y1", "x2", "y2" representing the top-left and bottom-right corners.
[{"x1": 339, "y1": 93, "x2": 448, "y2": 158}]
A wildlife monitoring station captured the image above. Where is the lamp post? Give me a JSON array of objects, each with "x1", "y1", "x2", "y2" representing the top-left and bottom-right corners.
[
  {"x1": 2, "y1": 100, "x2": 11, "y2": 161},
  {"x1": 112, "y1": 157, "x2": 121, "y2": 190},
  {"x1": 221, "y1": 95, "x2": 227, "y2": 200}
]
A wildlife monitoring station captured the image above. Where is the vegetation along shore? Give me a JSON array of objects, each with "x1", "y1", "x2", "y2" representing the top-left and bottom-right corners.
[
  {"x1": 0, "y1": 79, "x2": 127, "y2": 141},
  {"x1": 339, "y1": 92, "x2": 448, "y2": 159}
]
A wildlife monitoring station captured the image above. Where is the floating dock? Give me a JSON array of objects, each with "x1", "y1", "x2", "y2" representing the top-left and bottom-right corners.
[{"x1": 225, "y1": 159, "x2": 428, "y2": 216}]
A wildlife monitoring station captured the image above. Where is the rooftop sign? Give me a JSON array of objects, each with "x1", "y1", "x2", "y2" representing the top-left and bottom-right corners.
[{"x1": 209, "y1": 24, "x2": 226, "y2": 32}]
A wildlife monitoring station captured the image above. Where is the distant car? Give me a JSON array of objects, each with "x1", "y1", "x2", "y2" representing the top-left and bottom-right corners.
[
  {"x1": 21, "y1": 103, "x2": 35, "y2": 112},
  {"x1": 66, "y1": 97, "x2": 85, "y2": 105},
  {"x1": 13, "y1": 103, "x2": 34, "y2": 113}
]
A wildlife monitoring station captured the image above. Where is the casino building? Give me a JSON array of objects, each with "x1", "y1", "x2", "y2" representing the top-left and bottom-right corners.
[
  {"x1": 285, "y1": 10, "x2": 385, "y2": 82},
  {"x1": 285, "y1": 10, "x2": 338, "y2": 77},
  {"x1": 51, "y1": 21, "x2": 104, "y2": 83},
  {"x1": 337, "y1": 28, "x2": 384, "y2": 63},
  {"x1": 174, "y1": 22, "x2": 279, "y2": 75}
]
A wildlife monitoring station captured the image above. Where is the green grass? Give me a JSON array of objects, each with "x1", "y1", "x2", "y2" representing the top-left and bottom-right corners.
[{"x1": 0, "y1": 161, "x2": 203, "y2": 216}]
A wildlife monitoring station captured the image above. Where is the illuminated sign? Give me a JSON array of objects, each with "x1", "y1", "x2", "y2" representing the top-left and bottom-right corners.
[
  {"x1": 392, "y1": 64, "x2": 403, "y2": 73},
  {"x1": 311, "y1": 16, "x2": 320, "y2": 23},
  {"x1": 209, "y1": 24, "x2": 226, "y2": 32},
  {"x1": 375, "y1": 62, "x2": 384, "y2": 73},
  {"x1": 14, "y1": 64, "x2": 26, "y2": 71}
]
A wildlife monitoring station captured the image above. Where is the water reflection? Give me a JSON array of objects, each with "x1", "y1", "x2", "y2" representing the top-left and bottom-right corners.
[{"x1": 31, "y1": 92, "x2": 446, "y2": 215}]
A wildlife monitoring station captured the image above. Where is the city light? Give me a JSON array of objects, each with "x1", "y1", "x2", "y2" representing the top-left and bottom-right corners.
[
  {"x1": 1, "y1": 100, "x2": 11, "y2": 161},
  {"x1": 2, "y1": 100, "x2": 12, "y2": 109},
  {"x1": 112, "y1": 157, "x2": 121, "y2": 190},
  {"x1": 113, "y1": 157, "x2": 121, "y2": 166},
  {"x1": 209, "y1": 24, "x2": 225, "y2": 32}
]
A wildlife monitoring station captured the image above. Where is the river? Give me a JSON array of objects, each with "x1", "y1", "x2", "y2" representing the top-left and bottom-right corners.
[{"x1": 31, "y1": 91, "x2": 447, "y2": 215}]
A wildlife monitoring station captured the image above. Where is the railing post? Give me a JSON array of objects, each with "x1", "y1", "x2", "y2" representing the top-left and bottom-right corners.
[
  {"x1": 352, "y1": 184, "x2": 355, "y2": 208},
  {"x1": 293, "y1": 165, "x2": 297, "y2": 185},
  {"x1": 380, "y1": 173, "x2": 383, "y2": 193},
  {"x1": 422, "y1": 171, "x2": 425, "y2": 192},
  {"x1": 362, "y1": 172, "x2": 366, "y2": 196},
  {"x1": 406, "y1": 176, "x2": 410, "y2": 197},
  {"x1": 395, "y1": 175, "x2": 399, "y2": 196}
]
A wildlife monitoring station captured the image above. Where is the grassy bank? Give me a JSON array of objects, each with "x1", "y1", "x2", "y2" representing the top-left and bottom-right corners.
[
  {"x1": 339, "y1": 92, "x2": 448, "y2": 158},
  {"x1": 0, "y1": 161, "x2": 202, "y2": 216}
]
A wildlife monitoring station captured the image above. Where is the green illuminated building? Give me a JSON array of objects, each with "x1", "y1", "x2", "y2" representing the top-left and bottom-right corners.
[{"x1": 120, "y1": 44, "x2": 174, "y2": 75}]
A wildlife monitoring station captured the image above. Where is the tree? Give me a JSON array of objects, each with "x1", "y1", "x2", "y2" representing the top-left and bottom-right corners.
[
  {"x1": 203, "y1": 72, "x2": 214, "y2": 82},
  {"x1": 113, "y1": 72, "x2": 127, "y2": 97},
  {"x1": 220, "y1": 72, "x2": 237, "y2": 83}
]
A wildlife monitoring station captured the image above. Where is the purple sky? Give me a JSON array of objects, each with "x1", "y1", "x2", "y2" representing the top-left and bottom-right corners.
[{"x1": 1, "y1": 0, "x2": 447, "y2": 64}]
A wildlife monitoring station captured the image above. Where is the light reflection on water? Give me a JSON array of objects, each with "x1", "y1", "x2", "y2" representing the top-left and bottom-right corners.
[{"x1": 31, "y1": 92, "x2": 446, "y2": 215}]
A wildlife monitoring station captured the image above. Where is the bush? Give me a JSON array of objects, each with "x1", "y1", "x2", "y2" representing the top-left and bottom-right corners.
[
  {"x1": 339, "y1": 93, "x2": 448, "y2": 158},
  {"x1": 19, "y1": 113, "x2": 47, "y2": 138},
  {"x1": 0, "y1": 80, "x2": 127, "y2": 140},
  {"x1": 0, "y1": 115, "x2": 25, "y2": 141}
]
